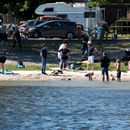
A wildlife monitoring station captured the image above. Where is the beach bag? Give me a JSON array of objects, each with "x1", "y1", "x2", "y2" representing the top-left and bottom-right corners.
[{"x1": 16, "y1": 60, "x2": 25, "y2": 68}]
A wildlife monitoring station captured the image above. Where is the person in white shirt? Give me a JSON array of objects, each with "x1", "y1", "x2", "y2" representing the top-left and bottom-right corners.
[{"x1": 58, "y1": 40, "x2": 68, "y2": 60}]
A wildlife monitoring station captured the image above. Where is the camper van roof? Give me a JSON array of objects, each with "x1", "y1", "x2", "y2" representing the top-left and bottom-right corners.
[{"x1": 35, "y1": 2, "x2": 93, "y2": 15}]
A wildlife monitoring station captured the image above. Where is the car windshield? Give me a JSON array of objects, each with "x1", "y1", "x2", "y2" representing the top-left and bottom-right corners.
[
  {"x1": 20, "y1": 20, "x2": 35, "y2": 28},
  {"x1": 20, "y1": 20, "x2": 46, "y2": 28}
]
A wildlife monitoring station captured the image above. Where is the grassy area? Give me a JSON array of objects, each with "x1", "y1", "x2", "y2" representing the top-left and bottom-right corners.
[
  {"x1": 5, "y1": 62, "x2": 128, "y2": 72},
  {"x1": 81, "y1": 62, "x2": 128, "y2": 72},
  {"x1": 5, "y1": 39, "x2": 130, "y2": 72},
  {"x1": 5, "y1": 64, "x2": 58, "y2": 71}
]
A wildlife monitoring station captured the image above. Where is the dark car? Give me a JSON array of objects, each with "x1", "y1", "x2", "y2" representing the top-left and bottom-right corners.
[
  {"x1": 19, "y1": 19, "x2": 45, "y2": 28},
  {"x1": 19, "y1": 19, "x2": 45, "y2": 32},
  {"x1": 18, "y1": 19, "x2": 46, "y2": 39},
  {"x1": 28, "y1": 20, "x2": 80, "y2": 39}
]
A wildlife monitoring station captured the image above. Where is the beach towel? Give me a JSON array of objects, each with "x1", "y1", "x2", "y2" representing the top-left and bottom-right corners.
[{"x1": 0, "y1": 69, "x2": 14, "y2": 75}]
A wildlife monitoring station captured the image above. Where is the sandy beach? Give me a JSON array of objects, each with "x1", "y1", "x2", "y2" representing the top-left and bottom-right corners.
[{"x1": 0, "y1": 69, "x2": 130, "y2": 81}]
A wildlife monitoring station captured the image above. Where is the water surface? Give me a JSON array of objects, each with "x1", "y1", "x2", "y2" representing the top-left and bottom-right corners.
[{"x1": 0, "y1": 80, "x2": 130, "y2": 130}]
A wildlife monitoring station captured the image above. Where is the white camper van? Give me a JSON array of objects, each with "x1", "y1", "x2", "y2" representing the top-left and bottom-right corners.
[{"x1": 35, "y1": 2, "x2": 102, "y2": 31}]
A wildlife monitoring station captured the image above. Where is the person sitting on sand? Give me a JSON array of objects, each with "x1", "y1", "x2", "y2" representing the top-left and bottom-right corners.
[{"x1": 85, "y1": 72, "x2": 94, "y2": 80}]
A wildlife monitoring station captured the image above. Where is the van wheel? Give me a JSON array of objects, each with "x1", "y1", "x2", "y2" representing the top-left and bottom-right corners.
[
  {"x1": 33, "y1": 31, "x2": 41, "y2": 38},
  {"x1": 66, "y1": 32, "x2": 74, "y2": 40}
]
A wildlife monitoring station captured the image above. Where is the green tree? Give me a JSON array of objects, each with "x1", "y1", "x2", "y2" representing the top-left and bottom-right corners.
[
  {"x1": 0, "y1": 0, "x2": 74, "y2": 20},
  {"x1": 90, "y1": 0, "x2": 130, "y2": 5}
]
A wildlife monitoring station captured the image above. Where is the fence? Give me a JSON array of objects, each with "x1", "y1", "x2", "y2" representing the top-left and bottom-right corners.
[
  {"x1": 110, "y1": 20, "x2": 130, "y2": 34},
  {"x1": 2, "y1": 14, "x2": 18, "y2": 24}
]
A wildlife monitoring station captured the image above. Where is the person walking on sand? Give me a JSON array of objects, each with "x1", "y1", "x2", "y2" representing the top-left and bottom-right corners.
[
  {"x1": 115, "y1": 59, "x2": 121, "y2": 82},
  {"x1": 40, "y1": 44, "x2": 48, "y2": 75},
  {"x1": 59, "y1": 43, "x2": 70, "y2": 70},
  {"x1": 100, "y1": 52, "x2": 110, "y2": 82},
  {"x1": 87, "y1": 41, "x2": 97, "y2": 71}
]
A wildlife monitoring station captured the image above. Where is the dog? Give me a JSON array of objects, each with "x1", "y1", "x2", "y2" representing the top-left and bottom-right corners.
[{"x1": 85, "y1": 72, "x2": 94, "y2": 80}]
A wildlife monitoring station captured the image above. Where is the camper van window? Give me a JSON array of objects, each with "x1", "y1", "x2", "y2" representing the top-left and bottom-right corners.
[{"x1": 43, "y1": 8, "x2": 54, "y2": 12}]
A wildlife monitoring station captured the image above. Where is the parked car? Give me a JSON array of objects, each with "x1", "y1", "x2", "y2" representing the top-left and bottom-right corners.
[
  {"x1": 19, "y1": 19, "x2": 45, "y2": 31},
  {"x1": 18, "y1": 19, "x2": 46, "y2": 39},
  {"x1": 28, "y1": 20, "x2": 81, "y2": 39}
]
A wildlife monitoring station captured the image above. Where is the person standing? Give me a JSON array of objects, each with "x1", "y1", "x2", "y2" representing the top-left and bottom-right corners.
[
  {"x1": 115, "y1": 59, "x2": 121, "y2": 82},
  {"x1": 80, "y1": 33, "x2": 88, "y2": 57},
  {"x1": 0, "y1": 52, "x2": 6, "y2": 74},
  {"x1": 87, "y1": 41, "x2": 97, "y2": 70},
  {"x1": 0, "y1": 25, "x2": 3, "y2": 52},
  {"x1": 40, "y1": 44, "x2": 48, "y2": 75},
  {"x1": 59, "y1": 43, "x2": 70, "y2": 70},
  {"x1": 100, "y1": 52, "x2": 110, "y2": 82},
  {"x1": 12, "y1": 26, "x2": 22, "y2": 50},
  {"x1": 57, "y1": 40, "x2": 68, "y2": 60}
]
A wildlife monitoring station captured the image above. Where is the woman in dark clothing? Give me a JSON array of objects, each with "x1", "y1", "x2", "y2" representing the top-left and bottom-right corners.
[
  {"x1": 100, "y1": 52, "x2": 110, "y2": 82},
  {"x1": 81, "y1": 33, "x2": 88, "y2": 56},
  {"x1": 40, "y1": 44, "x2": 48, "y2": 75},
  {"x1": 59, "y1": 43, "x2": 70, "y2": 70},
  {"x1": 12, "y1": 27, "x2": 22, "y2": 50},
  {"x1": 0, "y1": 55, "x2": 6, "y2": 73}
]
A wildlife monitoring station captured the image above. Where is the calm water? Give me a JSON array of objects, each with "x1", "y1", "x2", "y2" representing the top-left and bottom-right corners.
[{"x1": 0, "y1": 80, "x2": 130, "y2": 130}]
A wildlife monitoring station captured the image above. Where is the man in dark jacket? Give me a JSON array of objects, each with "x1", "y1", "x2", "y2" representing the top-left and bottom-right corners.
[
  {"x1": 12, "y1": 26, "x2": 22, "y2": 50},
  {"x1": 0, "y1": 55, "x2": 6, "y2": 74},
  {"x1": 100, "y1": 52, "x2": 110, "y2": 82},
  {"x1": 40, "y1": 44, "x2": 48, "y2": 75}
]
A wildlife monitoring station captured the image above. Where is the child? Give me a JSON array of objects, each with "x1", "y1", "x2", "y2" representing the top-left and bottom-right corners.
[
  {"x1": 110, "y1": 74, "x2": 115, "y2": 81},
  {"x1": 85, "y1": 72, "x2": 94, "y2": 80},
  {"x1": 115, "y1": 59, "x2": 121, "y2": 82}
]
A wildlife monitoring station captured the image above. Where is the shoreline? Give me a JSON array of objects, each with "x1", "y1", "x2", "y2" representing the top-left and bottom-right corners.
[{"x1": 0, "y1": 70, "x2": 130, "y2": 81}]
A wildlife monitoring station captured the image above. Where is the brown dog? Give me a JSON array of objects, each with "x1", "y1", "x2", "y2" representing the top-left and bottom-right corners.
[{"x1": 85, "y1": 72, "x2": 94, "y2": 80}]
